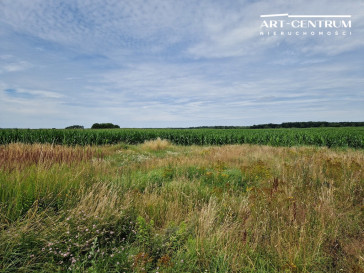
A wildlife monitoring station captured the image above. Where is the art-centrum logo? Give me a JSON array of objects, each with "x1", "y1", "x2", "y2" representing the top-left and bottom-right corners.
[{"x1": 260, "y1": 14, "x2": 352, "y2": 37}]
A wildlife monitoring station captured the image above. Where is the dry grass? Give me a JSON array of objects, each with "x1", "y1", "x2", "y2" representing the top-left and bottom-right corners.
[
  {"x1": 1, "y1": 143, "x2": 363, "y2": 272},
  {"x1": 70, "y1": 183, "x2": 124, "y2": 218},
  {"x1": 141, "y1": 137, "x2": 171, "y2": 151},
  {"x1": 0, "y1": 143, "x2": 104, "y2": 171},
  {"x1": 125, "y1": 145, "x2": 364, "y2": 271}
]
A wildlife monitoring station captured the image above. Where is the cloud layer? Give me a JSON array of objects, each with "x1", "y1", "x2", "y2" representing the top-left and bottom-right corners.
[{"x1": 0, "y1": 0, "x2": 363, "y2": 128}]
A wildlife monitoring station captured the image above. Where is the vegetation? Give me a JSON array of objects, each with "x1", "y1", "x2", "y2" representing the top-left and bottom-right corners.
[
  {"x1": 0, "y1": 127, "x2": 363, "y2": 148},
  {"x1": 91, "y1": 123, "x2": 120, "y2": 129},
  {"x1": 65, "y1": 125, "x2": 84, "y2": 129},
  {"x1": 249, "y1": 121, "x2": 364, "y2": 129},
  {"x1": 0, "y1": 140, "x2": 362, "y2": 272},
  {"x1": 190, "y1": 121, "x2": 364, "y2": 129}
]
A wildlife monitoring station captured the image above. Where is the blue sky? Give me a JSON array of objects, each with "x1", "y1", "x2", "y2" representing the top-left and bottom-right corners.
[{"x1": 0, "y1": 0, "x2": 363, "y2": 128}]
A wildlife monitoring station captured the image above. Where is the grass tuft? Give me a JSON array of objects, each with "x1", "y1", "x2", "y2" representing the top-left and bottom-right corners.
[{"x1": 141, "y1": 137, "x2": 172, "y2": 151}]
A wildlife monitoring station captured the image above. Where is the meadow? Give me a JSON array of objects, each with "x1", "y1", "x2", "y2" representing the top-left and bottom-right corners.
[{"x1": 0, "y1": 137, "x2": 363, "y2": 272}]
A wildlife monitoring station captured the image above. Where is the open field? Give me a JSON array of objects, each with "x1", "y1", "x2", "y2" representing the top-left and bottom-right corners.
[
  {"x1": 1, "y1": 127, "x2": 364, "y2": 148},
  {"x1": 0, "y1": 140, "x2": 363, "y2": 272}
]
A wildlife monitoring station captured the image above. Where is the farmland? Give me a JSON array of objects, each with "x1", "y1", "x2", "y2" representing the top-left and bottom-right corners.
[
  {"x1": 0, "y1": 137, "x2": 363, "y2": 272},
  {"x1": 1, "y1": 127, "x2": 364, "y2": 148}
]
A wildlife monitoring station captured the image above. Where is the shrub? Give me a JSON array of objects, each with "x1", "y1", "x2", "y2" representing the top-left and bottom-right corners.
[
  {"x1": 65, "y1": 125, "x2": 84, "y2": 129},
  {"x1": 91, "y1": 123, "x2": 120, "y2": 129}
]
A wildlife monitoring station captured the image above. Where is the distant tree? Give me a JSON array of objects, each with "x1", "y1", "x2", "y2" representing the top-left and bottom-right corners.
[
  {"x1": 65, "y1": 125, "x2": 84, "y2": 129},
  {"x1": 91, "y1": 123, "x2": 120, "y2": 129},
  {"x1": 250, "y1": 121, "x2": 364, "y2": 129}
]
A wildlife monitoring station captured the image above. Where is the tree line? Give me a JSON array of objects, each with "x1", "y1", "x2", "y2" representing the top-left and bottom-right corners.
[
  {"x1": 64, "y1": 121, "x2": 364, "y2": 130},
  {"x1": 249, "y1": 121, "x2": 364, "y2": 129}
]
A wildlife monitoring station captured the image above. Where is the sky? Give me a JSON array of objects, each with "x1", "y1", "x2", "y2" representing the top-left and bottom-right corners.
[{"x1": 0, "y1": 0, "x2": 363, "y2": 128}]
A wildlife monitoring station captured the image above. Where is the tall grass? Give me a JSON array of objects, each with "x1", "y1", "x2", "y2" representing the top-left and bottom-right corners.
[
  {"x1": 0, "y1": 143, "x2": 104, "y2": 171},
  {"x1": 0, "y1": 143, "x2": 363, "y2": 272},
  {"x1": 0, "y1": 144, "x2": 105, "y2": 223},
  {"x1": 141, "y1": 137, "x2": 172, "y2": 151}
]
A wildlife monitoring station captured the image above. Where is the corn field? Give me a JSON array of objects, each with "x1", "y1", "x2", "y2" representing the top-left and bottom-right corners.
[{"x1": 0, "y1": 127, "x2": 363, "y2": 148}]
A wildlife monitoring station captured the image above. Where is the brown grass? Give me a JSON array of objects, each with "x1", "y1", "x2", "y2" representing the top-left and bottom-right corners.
[
  {"x1": 0, "y1": 143, "x2": 104, "y2": 171},
  {"x1": 141, "y1": 137, "x2": 171, "y2": 151}
]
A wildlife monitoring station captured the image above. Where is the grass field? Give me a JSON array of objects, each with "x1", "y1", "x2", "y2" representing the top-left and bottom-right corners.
[{"x1": 0, "y1": 139, "x2": 363, "y2": 272}]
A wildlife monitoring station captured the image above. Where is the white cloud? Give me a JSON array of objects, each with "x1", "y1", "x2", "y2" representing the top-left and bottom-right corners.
[
  {"x1": 17, "y1": 88, "x2": 64, "y2": 99},
  {"x1": 0, "y1": 54, "x2": 33, "y2": 73},
  {"x1": 0, "y1": 0, "x2": 363, "y2": 128},
  {"x1": 0, "y1": 0, "x2": 204, "y2": 53},
  {"x1": 0, "y1": 0, "x2": 362, "y2": 58},
  {"x1": 1, "y1": 61, "x2": 32, "y2": 73}
]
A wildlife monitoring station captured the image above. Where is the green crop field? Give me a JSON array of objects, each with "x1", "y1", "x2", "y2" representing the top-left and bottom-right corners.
[{"x1": 1, "y1": 127, "x2": 364, "y2": 148}]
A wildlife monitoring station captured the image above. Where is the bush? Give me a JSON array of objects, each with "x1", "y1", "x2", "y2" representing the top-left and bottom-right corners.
[
  {"x1": 65, "y1": 125, "x2": 84, "y2": 129},
  {"x1": 91, "y1": 123, "x2": 120, "y2": 129}
]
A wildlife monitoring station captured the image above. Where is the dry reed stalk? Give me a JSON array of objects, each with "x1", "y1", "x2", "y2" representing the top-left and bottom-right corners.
[{"x1": 0, "y1": 143, "x2": 103, "y2": 171}]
